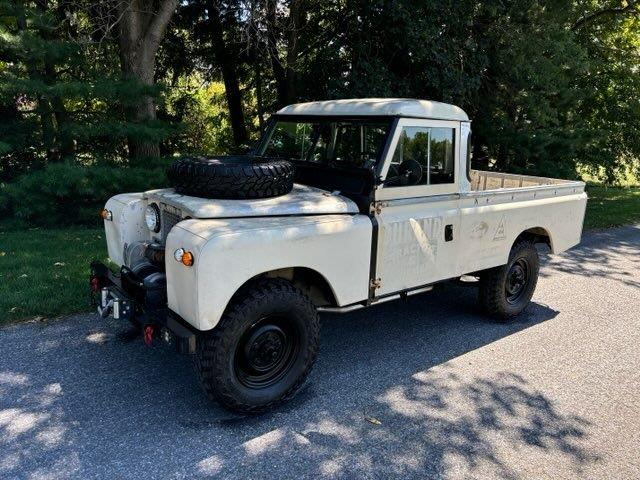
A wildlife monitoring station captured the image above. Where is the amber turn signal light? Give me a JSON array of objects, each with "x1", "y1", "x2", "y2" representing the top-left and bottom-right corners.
[
  {"x1": 100, "y1": 208, "x2": 112, "y2": 221},
  {"x1": 173, "y1": 248, "x2": 194, "y2": 267},
  {"x1": 181, "y1": 251, "x2": 194, "y2": 266}
]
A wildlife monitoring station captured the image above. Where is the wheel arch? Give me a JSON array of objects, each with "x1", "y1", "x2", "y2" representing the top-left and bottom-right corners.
[
  {"x1": 513, "y1": 226, "x2": 554, "y2": 252},
  {"x1": 225, "y1": 266, "x2": 339, "y2": 314}
]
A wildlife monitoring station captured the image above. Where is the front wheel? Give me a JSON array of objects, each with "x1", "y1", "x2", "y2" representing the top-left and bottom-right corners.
[
  {"x1": 478, "y1": 239, "x2": 540, "y2": 320},
  {"x1": 194, "y1": 279, "x2": 319, "y2": 414}
]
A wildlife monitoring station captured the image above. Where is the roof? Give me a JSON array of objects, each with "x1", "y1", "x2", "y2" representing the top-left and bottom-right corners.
[{"x1": 276, "y1": 98, "x2": 469, "y2": 121}]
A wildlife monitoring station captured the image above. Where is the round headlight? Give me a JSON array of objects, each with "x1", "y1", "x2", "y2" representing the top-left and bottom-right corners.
[{"x1": 145, "y1": 203, "x2": 161, "y2": 233}]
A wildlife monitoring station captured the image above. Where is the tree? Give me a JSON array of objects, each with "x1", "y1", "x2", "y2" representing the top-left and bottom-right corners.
[
  {"x1": 205, "y1": 0, "x2": 248, "y2": 145},
  {"x1": 570, "y1": 0, "x2": 640, "y2": 182},
  {"x1": 2, "y1": 0, "x2": 639, "y2": 189},
  {"x1": 0, "y1": 0, "x2": 88, "y2": 178},
  {"x1": 117, "y1": 0, "x2": 178, "y2": 160}
]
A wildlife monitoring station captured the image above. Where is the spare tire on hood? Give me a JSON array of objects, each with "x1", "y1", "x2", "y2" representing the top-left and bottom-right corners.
[{"x1": 167, "y1": 156, "x2": 295, "y2": 200}]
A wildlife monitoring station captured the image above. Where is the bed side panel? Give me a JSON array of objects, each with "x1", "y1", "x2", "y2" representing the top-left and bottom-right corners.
[{"x1": 458, "y1": 189, "x2": 587, "y2": 274}]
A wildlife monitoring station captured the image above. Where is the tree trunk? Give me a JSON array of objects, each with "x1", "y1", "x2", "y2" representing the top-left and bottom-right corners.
[
  {"x1": 265, "y1": 0, "x2": 307, "y2": 107},
  {"x1": 117, "y1": 0, "x2": 177, "y2": 161},
  {"x1": 44, "y1": 62, "x2": 75, "y2": 159},
  {"x1": 283, "y1": 0, "x2": 306, "y2": 104},
  {"x1": 206, "y1": 0, "x2": 248, "y2": 146},
  {"x1": 266, "y1": 0, "x2": 288, "y2": 107},
  {"x1": 16, "y1": 3, "x2": 58, "y2": 161},
  {"x1": 255, "y1": 61, "x2": 265, "y2": 131}
]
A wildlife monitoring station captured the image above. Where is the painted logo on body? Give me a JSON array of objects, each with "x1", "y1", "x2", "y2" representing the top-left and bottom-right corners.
[{"x1": 470, "y1": 221, "x2": 489, "y2": 239}]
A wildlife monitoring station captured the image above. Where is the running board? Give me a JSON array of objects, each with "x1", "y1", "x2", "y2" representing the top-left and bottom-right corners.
[{"x1": 318, "y1": 285, "x2": 433, "y2": 314}]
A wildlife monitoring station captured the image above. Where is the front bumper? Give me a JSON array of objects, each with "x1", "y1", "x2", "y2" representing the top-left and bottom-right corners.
[{"x1": 90, "y1": 261, "x2": 197, "y2": 354}]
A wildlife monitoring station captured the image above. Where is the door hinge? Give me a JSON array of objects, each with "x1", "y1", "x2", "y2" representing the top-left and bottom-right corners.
[
  {"x1": 370, "y1": 201, "x2": 383, "y2": 215},
  {"x1": 370, "y1": 278, "x2": 382, "y2": 290}
]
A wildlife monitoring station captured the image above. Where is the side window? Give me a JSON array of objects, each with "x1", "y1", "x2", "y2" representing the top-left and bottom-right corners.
[{"x1": 387, "y1": 126, "x2": 455, "y2": 186}]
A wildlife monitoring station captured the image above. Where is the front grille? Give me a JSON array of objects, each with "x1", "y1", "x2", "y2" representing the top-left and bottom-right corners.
[{"x1": 160, "y1": 204, "x2": 182, "y2": 243}]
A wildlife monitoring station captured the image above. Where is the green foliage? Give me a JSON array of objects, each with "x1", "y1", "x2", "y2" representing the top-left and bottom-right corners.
[
  {"x1": 573, "y1": 5, "x2": 640, "y2": 184},
  {"x1": 0, "y1": 161, "x2": 170, "y2": 227},
  {"x1": 0, "y1": 0, "x2": 175, "y2": 178},
  {"x1": 1, "y1": 0, "x2": 639, "y2": 229},
  {"x1": 161, "y1": 77, "x2": 236, "y2": 155}
]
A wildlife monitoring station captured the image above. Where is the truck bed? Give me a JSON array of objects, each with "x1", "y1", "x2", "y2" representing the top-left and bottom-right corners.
[
  {"x1": 470, "y1": 170, "x2": 577, "y2": 191},
  {"x1": 457, "y1": 169, "x2": 587, "y2": 263}
]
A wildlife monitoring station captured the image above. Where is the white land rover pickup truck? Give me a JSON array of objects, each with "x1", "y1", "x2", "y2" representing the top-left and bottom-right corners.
[{"x1": 91, "y1": 98, "x2": 587, "y2": 413}]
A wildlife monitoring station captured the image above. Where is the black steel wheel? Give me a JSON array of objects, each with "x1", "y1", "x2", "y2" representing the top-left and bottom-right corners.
[
  {"x1": 234, "y1": 316, "x2": 300, "y2": 389},
  {"x1": 194, "y1": 279, "x2": 319, "y2": 414},
  {"x1": 505, "y1": 258, "x2": 531, "y2": 305},
  {"x1": 479, "y1": 239, "x2": 540, "y2": 320}
]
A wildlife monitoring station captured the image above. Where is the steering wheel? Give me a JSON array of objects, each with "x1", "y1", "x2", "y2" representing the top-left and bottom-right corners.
[{"x1": 398, "y1": 159, "x2": 423, "y2": 185}]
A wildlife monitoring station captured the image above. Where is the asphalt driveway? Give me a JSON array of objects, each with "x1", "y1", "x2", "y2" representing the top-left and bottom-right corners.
[{"x1": 1, "y1": 225, "x2": 639, "y2": 479}]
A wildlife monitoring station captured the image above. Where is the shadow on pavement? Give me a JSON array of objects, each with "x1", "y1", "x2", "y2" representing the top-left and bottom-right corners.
[
  {"x1": 540, "y1": 224, "x2": 640, "y2": 289},
  {"x1": 0, "y1": 278, "x2": 599, "y2": 478}
]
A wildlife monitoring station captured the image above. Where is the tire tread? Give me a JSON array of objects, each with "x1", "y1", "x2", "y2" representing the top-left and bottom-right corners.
[
  {"x1": 194, "y1": 278, "x2": 319, "y2": 414},
  {"x1": 168, "y1": 157, "x2": 295, "y2": 199},
  {"x1": 478, "y1": 239, "x2": 539, "y2": 321}
]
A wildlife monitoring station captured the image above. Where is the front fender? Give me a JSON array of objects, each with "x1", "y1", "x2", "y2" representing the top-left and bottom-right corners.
[
  {"x1": 103, "y1": 193, "x2": 148, "y2": 266},
  {"x1": 165, "y1": 214, "x2": 372, "y2": 331}
]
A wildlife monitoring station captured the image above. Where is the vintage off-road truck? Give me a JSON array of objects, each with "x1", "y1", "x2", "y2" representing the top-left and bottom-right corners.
[{"x1": 91, "y1": 99, "x2": 587, "y2": 413}]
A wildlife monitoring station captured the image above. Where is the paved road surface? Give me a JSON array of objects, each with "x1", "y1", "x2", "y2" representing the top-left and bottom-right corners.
[{"x1": 1, "y1": 225, "x2": 639, "y2": 479}]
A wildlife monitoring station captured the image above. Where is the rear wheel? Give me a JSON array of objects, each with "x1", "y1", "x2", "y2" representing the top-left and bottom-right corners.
[
  {"x1": 194, "y1": 279, "x2": 319, "y2": 414},
  {"x1": 478, "y1": 239, "x2": 539, "y2": 320}
]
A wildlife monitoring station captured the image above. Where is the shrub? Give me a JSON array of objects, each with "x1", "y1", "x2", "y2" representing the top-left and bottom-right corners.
[{"x1": 0, "y1": 161, "x2": 170, "y2": 227}]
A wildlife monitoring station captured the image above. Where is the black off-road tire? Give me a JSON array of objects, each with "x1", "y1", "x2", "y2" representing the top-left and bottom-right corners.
[
  {"x1": 167, "y1": 156, "x2": 295, "y2": 199},
  {"x1": 478, "y1": 239, "x2": 540, "y2": 321},
  {"x1": 194, "y1": 278, "x2": 320, "y2": 414}
]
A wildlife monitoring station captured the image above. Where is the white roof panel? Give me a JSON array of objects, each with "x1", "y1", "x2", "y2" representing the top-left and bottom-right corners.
[{"x1": 277, "y1": 98, "x2": 469, "y2": 121}]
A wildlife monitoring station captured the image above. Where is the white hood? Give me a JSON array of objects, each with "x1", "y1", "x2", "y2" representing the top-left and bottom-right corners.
[{"x1": 143, "y1": 184, "x2": 359, "y2": 219}]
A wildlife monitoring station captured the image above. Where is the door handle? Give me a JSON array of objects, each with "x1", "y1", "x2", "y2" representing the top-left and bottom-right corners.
[{"x1": 445, "y1": 224, "x2": 454, "y2": 242}]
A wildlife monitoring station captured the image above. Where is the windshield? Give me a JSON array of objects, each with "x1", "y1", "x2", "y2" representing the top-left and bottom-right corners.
[{"x1": 259, "y1": 119, "x2": 390, "y2": 169}]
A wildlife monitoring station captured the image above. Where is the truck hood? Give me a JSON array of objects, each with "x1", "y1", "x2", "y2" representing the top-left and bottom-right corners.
[{"x1": 143, "y1": 184, "x2": 360, "y2": 219}]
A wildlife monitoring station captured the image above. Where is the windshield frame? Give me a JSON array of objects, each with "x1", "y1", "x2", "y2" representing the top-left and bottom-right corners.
[{"x1": 255, "y1": 115, "x2": 396, "y2": 173}]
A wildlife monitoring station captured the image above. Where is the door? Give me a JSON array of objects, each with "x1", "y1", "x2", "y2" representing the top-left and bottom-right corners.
[{"x1": 373, "y1": 118, "x2": 462, "y2": 297}]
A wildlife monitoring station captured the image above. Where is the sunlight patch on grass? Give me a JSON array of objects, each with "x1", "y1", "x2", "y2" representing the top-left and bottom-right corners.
[
  {"x1": 0, "y1": 228, "x2": 107, "y2": 324},
  {"x1": 584, "y1": 185, "x2": 640, "y2": 230}
]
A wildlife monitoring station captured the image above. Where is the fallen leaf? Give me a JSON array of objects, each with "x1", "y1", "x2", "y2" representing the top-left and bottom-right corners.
[
  {"x1": 19, "y1": 274, "x2": 28, "y2": 278},
  {"x1": 54, "y1": 262, "x2": 66, "y2": 266},
  {"x1": 364, "y1": 415, "x2": 382, "y2": 426}
]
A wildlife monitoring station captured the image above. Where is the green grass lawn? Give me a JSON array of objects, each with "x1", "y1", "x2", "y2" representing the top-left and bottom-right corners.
[
  {"x1": 584, "y1": 184, "x2": 640, "y2": 229},
  {"x1": 0, "y1": 184, "x2": 638, "y2": 324},
  {"x1": 0, "y1": 227, "x2": 107, "y2": 324}
]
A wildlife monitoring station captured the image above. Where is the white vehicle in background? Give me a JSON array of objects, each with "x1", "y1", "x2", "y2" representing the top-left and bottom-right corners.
[{"x1": 90, "y1": 98, "x2": 587, "y2": 413}]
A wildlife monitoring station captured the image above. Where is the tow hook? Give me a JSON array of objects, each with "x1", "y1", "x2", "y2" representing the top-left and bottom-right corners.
[
  {"x1": 143, "y1": 325, "x2": 155, "y2": 346},
  {"x1": 97, "y1": 299, "x2": 113, "y2": 319}
]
